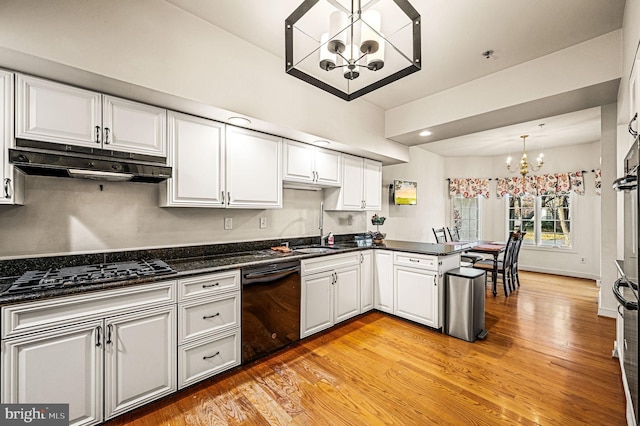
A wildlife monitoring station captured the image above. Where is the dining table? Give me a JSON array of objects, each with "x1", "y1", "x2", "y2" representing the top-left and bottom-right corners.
[{"x1": 466, "y1": 241, "x2": 507, "y2": 296}]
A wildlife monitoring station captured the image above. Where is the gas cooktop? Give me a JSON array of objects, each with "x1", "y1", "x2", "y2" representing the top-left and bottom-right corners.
[{"x1": 7, "y1": 259, "x2": 175, "y2": 294}]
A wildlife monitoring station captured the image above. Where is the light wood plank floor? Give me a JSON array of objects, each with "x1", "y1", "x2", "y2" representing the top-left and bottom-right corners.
[{"x1": 106, "y1": 271, "x2": 626, "y2": 425}]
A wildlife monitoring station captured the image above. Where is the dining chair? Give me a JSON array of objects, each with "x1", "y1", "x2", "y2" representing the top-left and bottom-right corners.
[
  {"x1": 432, "y1": 227, "x2": 448, "y2": 243},
  {"x1": 446, "y1": 227, "x2": 484, "y2": 264},
  {"x1": 511, "y1": 231, "x2": 526, "y2": 288},
  {"x1": 473, "y1": 232, "x2": 520, "y2": 295}
]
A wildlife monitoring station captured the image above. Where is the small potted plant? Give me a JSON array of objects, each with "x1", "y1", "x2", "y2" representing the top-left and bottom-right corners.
[{"x1": 370, "y1": 214, "x2": 386, "y2": 244}]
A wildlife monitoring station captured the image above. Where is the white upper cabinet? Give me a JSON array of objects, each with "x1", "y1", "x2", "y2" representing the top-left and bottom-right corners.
[
  {"x1": 0, "y1": 70, "x2": 24, "y2": 206},
  {"x1": 324, "y1": 153, "x2": 382, "y2": 211},
  {"x1": 161, "y1": 112, "x2": 225, "y2": 207},
  {"x1": 363, "y1": 158, "x2": 382, "y2": 210},
  {"x1": 226, "y1": 126, "x2": 282, "y2": 209},
  {"x1": 16, "y1": 74, "x2": 166, "y2": 158},
  {"x1": 102, "y1": 95, "x2": 167, "y2": 157},
  {"x1": 283, "y1": 140, "x2": 341, "y2": 187}
]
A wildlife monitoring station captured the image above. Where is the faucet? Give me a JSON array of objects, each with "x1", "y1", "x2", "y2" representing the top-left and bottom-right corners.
[{"x1": 319, "y1": 201, "x2": 330, "y2": 246}]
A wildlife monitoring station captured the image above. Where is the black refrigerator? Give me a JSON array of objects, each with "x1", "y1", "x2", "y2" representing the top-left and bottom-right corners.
[{"x1": 613, "y1": 137, "x2": 639, "y2": 426}]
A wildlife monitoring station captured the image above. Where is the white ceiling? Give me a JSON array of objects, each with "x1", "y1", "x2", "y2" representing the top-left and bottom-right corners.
[
  {"x1": 417, "y1": 107, "x2": 601, "y2": 157},
  {"x1": 162, "y1": 0, "x2": 625, "y2": 156}
]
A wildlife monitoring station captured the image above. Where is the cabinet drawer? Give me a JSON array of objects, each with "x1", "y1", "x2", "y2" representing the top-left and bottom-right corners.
[
  {"x1": 178, "y1": 292, "x2": 240, "y2": 344},
  {"x1": 301, "y1": 252, "x2": 359, "y2": 276},
  {"x1": 2, "y1": 280, "x2": 176, "y2": 339},
  {"x1": 393, "y1": 252, "x2": 438, "y2": 271},
  {"x1": 178, "y1": 329, "x2": 240, "y2": 389},
  {"x1": 178, "y1": 270, "x2": 240, "y2": 301}
]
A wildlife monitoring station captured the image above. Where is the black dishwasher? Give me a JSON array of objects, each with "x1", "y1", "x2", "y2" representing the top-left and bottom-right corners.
[{"x1": 241, "y1": 260, "x2": 301, "y2": 363}]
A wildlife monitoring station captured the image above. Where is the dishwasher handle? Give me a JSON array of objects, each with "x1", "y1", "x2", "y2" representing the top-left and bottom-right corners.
[{"x1": 243, "y1": 266, "x2": 300, "y2": 285}]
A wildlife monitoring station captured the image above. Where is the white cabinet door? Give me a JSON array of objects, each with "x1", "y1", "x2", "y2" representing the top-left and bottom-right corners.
[
  {"x1": 301, "y1": 272, "x2": 334, "y2": 338},
  {"x1": 314, "y1": 147, "x2": 341, "y2": 186},
  {"x1": 394, "y1": 266, "x2": 438, "y2": 328},
  {"x1": 0, "y1": 70, "x2": 23, "y2": 206},
  {"x1": 16, "y1": 74, "x2": 102, "y2": 148},
  {"x1": 374, "y1": 250, "x2": 394, "y2": 313},
  {"x1": 363, "y1": 158, "x2": 382, "y2": 211},
  {"x1": 283, "y1": 139, "x2": 315, "y2": 183},
  {"x1": 104, "y1": 305, "x2": 176, "y2": 420},
  {"x1": 334, "y1": 265, "x2": 360, "y2": 323},
  {"x1": 341, "y1": 154, "x2": 365, "y2": 210},
  {"x1": 226, "y1": 127, "x2": 282, "y2": 209},
  {"x1": 2, "y1": 320, "x2": 103, "y2": 426},
  {"x1": 161, "y1": 112, "x2": 225, "y2": 207},
  {"x1": 102, "y1": 96, "x2": 166, "y2": 157},
  {"x1": 360, "y1": 251, "x2": 374, "y2": 312}
]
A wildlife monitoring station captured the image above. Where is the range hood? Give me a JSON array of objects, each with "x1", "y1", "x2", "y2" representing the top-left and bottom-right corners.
[{"x1": 9, "y1": 147, "x2": 172, "y2": 183}]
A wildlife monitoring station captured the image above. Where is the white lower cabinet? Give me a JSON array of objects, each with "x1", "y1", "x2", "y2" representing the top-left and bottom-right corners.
[
  {"x1": 1, "y1": 281, "x2": 177, "y2": 426},
  {"x1": 360, "y1": 250, "x2": 374, "y2": 312},
  {"x1": 104, "y1": 306, "x2": 176, "y2": 420},
  {"x1": 394, "y1": 266, "x2": 438, "y2": 328},
  {"x1": 177, "y1": 270, "x2": 241, "y2": 390},
  {"x1": 374, "y1": 250, "x2": 394, "y2": 313},
  {"x1": 2, "y1": 321, "x2": 103, "y2": 426},
  {"x1": 391, "y1": 252, "x2": 459, "y2": 329},
  {"x1": 301, "y1": 253, "x2": 360, "y2": 338}
]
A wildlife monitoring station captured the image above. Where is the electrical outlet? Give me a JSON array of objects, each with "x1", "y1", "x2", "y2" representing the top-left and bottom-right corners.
[
  {"x1": 260, "y1": 217, "x2": 267, "y2": 229},
  {"x1": 224, "y1": 217, "x2": 233, "y2": 230}
]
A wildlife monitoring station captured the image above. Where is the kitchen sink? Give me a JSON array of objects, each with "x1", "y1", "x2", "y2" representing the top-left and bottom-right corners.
[{"x1": 293, "y1": 246, "x2": 340, "y2": 254}]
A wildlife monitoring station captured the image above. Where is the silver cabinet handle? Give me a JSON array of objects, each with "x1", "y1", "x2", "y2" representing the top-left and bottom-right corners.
[
  {"x1": 203, "y1": 351, "x2": 220, "y2": 360},
  {"x1": 104, "y1": 127, "x2": 111, "y2": 144},
  {"x1": 360, "y1": 253, "x2": 364, "y2": 263},
  {"x1": 3, "y1": 178, "x2": 11, "y2": 199},
  {"x1": 95, "y1": 126, "x2": 101, "y2": 143},
  {"x1": 409, "y1": 258, "x2": 419, "y2": 263},
  {"x1": 227, "y1": 192, "x2": 231, "y2": 205},
  {"x1": 202, "y1": 313, "x2": 220, "y2": 320},
  {"x1": 221, "y1": 191, "x2": 225, "y2": 205},
  {"x1": 96, "y1": 326, "x2": 102, "y2": 347},
  {"x1": 202, "y1": 282, "x2": 219, "y2": 288},
  {"x1": 106, "y1": 324, "x2": 113, "y2": 345}
]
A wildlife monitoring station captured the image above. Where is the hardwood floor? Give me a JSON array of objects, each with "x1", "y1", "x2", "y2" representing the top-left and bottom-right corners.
[{"x1": 106, "y1": 271, "x2": 626, "y2": 425}]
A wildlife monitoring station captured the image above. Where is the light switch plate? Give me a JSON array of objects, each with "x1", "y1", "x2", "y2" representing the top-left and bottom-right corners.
[
  {"x1": 224, "y1": 217, "x2": 233, "y2": 230},
  {"x1": 260, "y1": 217, "x2": 267, "y2": 229}
]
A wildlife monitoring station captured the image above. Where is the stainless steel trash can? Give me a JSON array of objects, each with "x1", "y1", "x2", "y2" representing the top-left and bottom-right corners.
[{"x1": 445, "y1": 267, "x2": 488, "y2": 342}]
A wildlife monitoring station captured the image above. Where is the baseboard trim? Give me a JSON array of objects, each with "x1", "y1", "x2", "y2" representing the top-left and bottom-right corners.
[{"x1": 520, "y1": 266, "x2": 599, "y2": 281}]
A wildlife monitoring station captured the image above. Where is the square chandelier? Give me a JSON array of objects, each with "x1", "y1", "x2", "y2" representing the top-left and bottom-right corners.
[{"x1": 285, "y1": 0, "x2": 421, "y2": 101}]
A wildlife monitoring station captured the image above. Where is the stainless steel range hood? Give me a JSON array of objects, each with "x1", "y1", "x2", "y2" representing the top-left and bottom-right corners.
[{"x1": 9, "y1": 147, "x2": 172, "y2": 183}]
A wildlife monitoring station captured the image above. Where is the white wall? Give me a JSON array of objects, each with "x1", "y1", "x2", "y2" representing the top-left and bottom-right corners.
[
  {"x1": 443, "y1": 141, "x2": 602, "y2": 280},
  {"x1": 0, "y1": 177, "x2": 366, "y2": 259},
  {"x1": 380, "y1": 147, "x2": 447, "y2": 242}
]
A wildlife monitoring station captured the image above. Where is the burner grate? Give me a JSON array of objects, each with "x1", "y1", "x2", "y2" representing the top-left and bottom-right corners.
[{"x1": 7, "y1": 259, "x2": 175, "y2": 293}]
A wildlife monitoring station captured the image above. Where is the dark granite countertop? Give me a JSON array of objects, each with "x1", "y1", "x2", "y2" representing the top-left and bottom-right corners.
[{"x1": 0, "y1": 237, "x2": 467, "y2": 305}]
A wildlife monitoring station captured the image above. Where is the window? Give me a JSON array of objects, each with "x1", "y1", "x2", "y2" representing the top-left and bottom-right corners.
[
  {"x1": 452, "y1": 195, "x2": 480, "y2": 240},
  {"x1": 507, "y1": 194, "x2": 572, "y2": 247}
]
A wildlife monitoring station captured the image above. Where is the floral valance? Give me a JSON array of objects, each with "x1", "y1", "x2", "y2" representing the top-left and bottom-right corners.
[
  {"x1": 496, "y1": 171, "x2": 585, "y2": 198},
  {"x1": 448, "y1": 178, "x2": 490, "y2": 198},
  {"x1": 449, "y1": 170, "x2": 598, "y2": 198}
]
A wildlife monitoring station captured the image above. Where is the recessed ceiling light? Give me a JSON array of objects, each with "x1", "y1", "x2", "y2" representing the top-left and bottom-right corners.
[
  {"x1": 314, "y1": 140, "x2": 330, "y2": 146},
  {"x1": 228, "y1": 116, "x2": 252, "y2": 126},
  {"x1": 419, "y1": 130, "x2": 432, "y2": 137}
]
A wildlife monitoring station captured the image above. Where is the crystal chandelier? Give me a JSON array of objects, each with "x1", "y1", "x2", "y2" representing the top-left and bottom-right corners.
[
  {"x1": 285, "y1": 0, "x2": 421, "y2": 101},
  {"x1": 506, "y1": 135, "x2": 544, "y2": 177}
]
